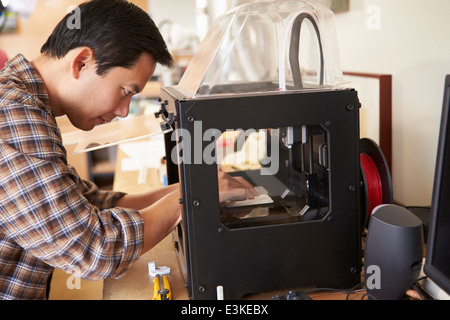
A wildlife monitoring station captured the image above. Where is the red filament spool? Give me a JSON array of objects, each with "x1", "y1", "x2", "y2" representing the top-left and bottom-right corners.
[
  {"x1": 360, "y1": 153, "x2": 383, "y2": 218},
  {"x1": 359, "y1": 138, "x2": 393, "y2": 231}
]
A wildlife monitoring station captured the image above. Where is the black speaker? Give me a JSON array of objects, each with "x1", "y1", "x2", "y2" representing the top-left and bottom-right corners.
[{"x1": 364, "y1": 204, "x2": 424, "y2": 300}]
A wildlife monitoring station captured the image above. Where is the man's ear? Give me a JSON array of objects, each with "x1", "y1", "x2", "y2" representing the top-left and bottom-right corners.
[{"x1": 70, "y1": 47, "x2": 95, "y2": 79}]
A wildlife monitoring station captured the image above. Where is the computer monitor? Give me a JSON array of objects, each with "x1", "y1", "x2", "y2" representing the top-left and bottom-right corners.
[{"x1": 423, "y1": 75, "x2": 450, "y2": 299}]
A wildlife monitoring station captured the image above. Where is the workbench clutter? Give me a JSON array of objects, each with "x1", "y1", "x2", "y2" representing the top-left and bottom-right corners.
[{"x1": 157, "y1": 0, "x2": 392, "y2": 299}]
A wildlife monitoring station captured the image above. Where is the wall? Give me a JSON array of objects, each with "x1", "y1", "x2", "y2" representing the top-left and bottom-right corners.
[
  {"x1": 147, "y1": 0, "x2": 198, "y2": 51},
  {"x1": 334, "y1": 0, "x2": 450, "y2": 206}
]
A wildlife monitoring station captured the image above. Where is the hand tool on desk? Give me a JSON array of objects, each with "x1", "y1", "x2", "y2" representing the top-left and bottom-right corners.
[{"x1": 153, "y1": 274, "x2": 172, "y2": 300}]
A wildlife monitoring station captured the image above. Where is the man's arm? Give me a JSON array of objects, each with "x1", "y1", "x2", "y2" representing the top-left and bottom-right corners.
[
  {"x1": 115, "y1": 184, "x2": 182, "y2": 254},
  {"x1": 115, "y1": 170, "x2": 257, "y2": 254},
  {"x1": 137, "y1": 190, "x2": 182, "y2": 253},
  {"x1": 115, "y1": 183, "x2": 179, "y2": 210}
]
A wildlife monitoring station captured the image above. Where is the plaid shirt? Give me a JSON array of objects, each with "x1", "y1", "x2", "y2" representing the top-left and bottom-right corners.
[{"x1": 0, "y1": 54, "x2": 144, "y2": 300}]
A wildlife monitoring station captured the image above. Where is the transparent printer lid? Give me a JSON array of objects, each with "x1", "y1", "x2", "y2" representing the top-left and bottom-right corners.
[{"x1": 177, "y1": 0, "x2": 344, "y2": 97}]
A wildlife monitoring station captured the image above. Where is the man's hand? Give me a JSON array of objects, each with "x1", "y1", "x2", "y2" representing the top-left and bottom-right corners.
[{"x1": 217, "y1": 168, "x2": 259, "y2": 203}]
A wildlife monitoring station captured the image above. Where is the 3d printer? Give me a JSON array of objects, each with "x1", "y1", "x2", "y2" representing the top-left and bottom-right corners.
[{"x1": 157, "y1": 1, "x2": 390, "y2": 299}]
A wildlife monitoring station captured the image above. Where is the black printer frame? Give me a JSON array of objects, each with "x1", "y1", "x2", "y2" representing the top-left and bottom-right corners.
[{"x1": 160, "y1": 87, "x2": 362, "y2": 300}]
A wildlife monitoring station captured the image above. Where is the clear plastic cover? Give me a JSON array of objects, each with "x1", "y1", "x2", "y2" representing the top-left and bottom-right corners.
[{"x1": 177, "y1": 0, "x2": 344, "y2": 97}]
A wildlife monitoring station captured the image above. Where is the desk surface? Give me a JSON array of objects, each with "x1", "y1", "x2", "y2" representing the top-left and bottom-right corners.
[{"x1": 103, "y1": 143, "x2": 367, "y2": 301}]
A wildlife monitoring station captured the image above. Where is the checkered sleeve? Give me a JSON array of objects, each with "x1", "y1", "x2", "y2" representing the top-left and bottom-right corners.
[
  {"x1": 77, "y1": 176, "x2": 126, "y2": 210},
  {"x1": 0, "y1": 103, "x2": 144, "y2": 280}
]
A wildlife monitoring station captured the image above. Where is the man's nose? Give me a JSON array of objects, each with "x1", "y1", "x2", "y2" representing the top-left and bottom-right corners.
[{"x1": 114, "y1": 99, "x2": 130, "y2": 118}]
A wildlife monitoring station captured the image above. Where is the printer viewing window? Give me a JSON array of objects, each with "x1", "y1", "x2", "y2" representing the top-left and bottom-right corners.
[{"x1": 217, "y1": 125, "x2": 330, "y2": 229}]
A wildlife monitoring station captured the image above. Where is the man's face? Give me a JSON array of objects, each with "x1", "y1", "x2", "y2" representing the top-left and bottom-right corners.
[{"x1": 64, "y1": 52, "x2": 156, "y2": 131}]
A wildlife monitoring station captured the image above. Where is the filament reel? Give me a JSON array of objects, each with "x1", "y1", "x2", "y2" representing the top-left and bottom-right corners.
[{"x1": 360, "y1": 138, "x2": 393, "y2": 230}]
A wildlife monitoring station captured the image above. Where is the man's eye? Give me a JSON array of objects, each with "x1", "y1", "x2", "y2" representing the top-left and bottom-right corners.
[{"x1": 123, "y1": 88, "x2": 133, "y2": 96}]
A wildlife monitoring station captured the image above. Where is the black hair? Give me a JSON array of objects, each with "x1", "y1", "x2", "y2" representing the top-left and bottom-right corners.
[{"x1": 40, "y1": 0, "x2": 173, "y2": 75}]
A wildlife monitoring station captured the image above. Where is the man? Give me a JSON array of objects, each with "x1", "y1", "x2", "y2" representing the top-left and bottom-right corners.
[{"x1": 0, "y1": 0, "x2": 256, "y2": 299}]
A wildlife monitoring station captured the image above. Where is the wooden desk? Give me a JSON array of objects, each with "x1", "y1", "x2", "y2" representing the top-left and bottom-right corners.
[{"x1": 102, "y1": 143, "x2": 367, "y2": 300}]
